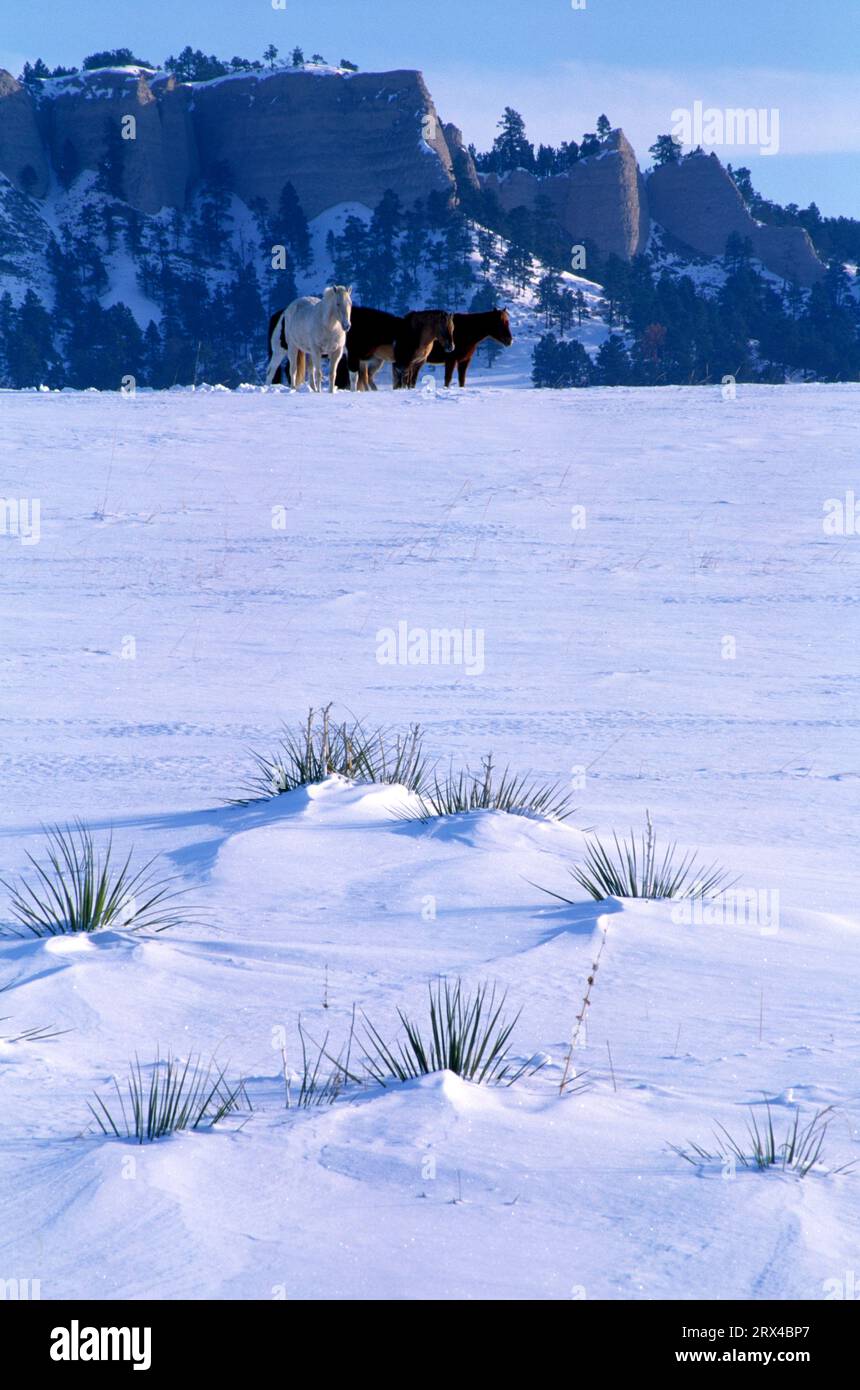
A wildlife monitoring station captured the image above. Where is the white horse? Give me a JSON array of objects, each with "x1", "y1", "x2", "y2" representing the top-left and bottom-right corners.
[{"x1": 268, "y1": 286, "x2": 352, "y2": 393}]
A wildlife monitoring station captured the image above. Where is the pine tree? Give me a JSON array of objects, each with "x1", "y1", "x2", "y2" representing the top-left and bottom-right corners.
[
  {"x1": 328, "y1": 215, "x2": 369, "y2": 289},
  {"x1": 362, "y1": 190, "x2": 402, "y2": 307},
  {"x1": 9, "y1": 289, "x2": 60, "y2": 387},
  {"x1": 272, "y1": 182, "x2": 312, "y2": 270},
  {"x1": 491, "y1": 108, "x2": 534, "y2": 173},
  {"x1": 537, "y1": 271, "x2": 562, "y2": 327},
  {"x1": 142, "y1": 320, "x2": 163, "y2": 386},
  {"x1": 649, "y1": 134, "x2": 682, "y2": 166},
  {"x1": 596, "y1": 334, "x2": 633, "y2": 385},
  {"x1": 600, "y1": 254, "x2": 631, "y2": 329},
  {"x1": 532, "y1": 334, "x2": 593, "y2": 388},
  {"x1": 227, "y1": 263, "x2": 265, "y2": 366},
  {"x1": 536, "y1": 144, "x2": 556, "y2": 178}
]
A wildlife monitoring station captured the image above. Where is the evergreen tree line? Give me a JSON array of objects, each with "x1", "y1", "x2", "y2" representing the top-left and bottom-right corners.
[
  {"x1": 471, "y1": 108, "x2": 614, "y2": 177},
  {"x1": 0, "y1": 160, "x2": 514, "y2": 389},
  {"x1": 726, "y1": 165, "x2": 860, "y2": 268},
  {"x1": 19, "y1": 46, "x2": 360, "y2": 88},
  {"x1": 324, "y1": 191, "x2": 479, "y2": 313},
  {"x1": 532, "y1": 233, "x2": 860, "y2": 388}
]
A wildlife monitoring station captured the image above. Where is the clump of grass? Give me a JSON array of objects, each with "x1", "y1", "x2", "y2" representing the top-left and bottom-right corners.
[
  {"x1": 0, "y1": 822, "x2": 193, "y2": 938},
  {"x1": 672, "y1": 1104, "x2": 846, "y2": 1177},
  {"x1": 401, "y1": 753, "x2": 575, "y2": 823},
  {"x1": 88, "y1": 1052, "x2": 248, "y2": 1143},
  {"x1": 546, "y1": 810, "x2": 736, "y2": 902},
  {"x1": 362, "y1": 977, "x2": 546, "y2": 1087},
  {"x1": 235, "y1": 704, "x2": 430, "y2": 803},
  {"x1": 283, "y1": 1010, "x2": 360, "y2": 1109}
]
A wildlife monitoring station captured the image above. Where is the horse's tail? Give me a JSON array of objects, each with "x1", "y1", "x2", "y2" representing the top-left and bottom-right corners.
[{"x1": 266, "y1": 308, "x2": 285, "y2": 384}]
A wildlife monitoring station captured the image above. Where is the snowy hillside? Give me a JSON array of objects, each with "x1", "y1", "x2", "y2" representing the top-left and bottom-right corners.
[
  {"x1": 1, "y1": 381, "x2": 858, "y2": 1299},
  {"x1": 302, "y1": 202, "x2": 610, "y2": 387},
  {"x1": 0, "y1": 167, "x2": 611, "y2": 391}
]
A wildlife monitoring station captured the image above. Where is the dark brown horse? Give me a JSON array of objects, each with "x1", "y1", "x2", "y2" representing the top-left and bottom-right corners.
[
  {"x1": 408, "y1": 308, "x2": 513, "y2": 388},
  {"x1": 341, "y1": 306, "x2": 404, "y2": 390},
  {"x1": 393, "y1": 310, "x2": 455, "y2": 389}
]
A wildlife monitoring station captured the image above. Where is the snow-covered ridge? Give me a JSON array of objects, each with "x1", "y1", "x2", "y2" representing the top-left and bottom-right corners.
[{"x1": 35, "y1": 62, "x2": 398, "y2": 96}]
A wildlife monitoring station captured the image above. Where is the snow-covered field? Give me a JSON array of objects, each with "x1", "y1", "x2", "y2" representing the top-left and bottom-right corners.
[{"x1": 1, "y1": 380, "x2": 858, "y2": 1300}]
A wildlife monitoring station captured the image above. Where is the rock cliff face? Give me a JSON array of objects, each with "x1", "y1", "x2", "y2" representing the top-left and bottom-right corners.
[
  {"x1": 647, "y1": 152, "x2": 825, "y2": 285},
  {"x1": 442, "y1": 121, "x2": 480, "y2": 196},
  {"x1": 0, "y1": 65, "x2": 829, "y2": 285},
  {"x1": 33, "y1": 67, "x2": 197, "y2": 213},
  {"x1": 0, "y1": 70, "x2": 50, "y2": 196},
  {"x1": 190, "y1": 68, "x2": 454, "y2": 217},
  {"x1": 0, "y1": 65, "x2": 454, "y2": 219},
  {"x1": 480, "y1": 130, "x2": 650, "y2": 261}
]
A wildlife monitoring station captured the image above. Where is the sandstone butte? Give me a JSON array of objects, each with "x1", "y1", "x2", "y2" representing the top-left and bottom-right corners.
[{"x1": 0, "y1": 63, "x2": 825, "y2": 285}]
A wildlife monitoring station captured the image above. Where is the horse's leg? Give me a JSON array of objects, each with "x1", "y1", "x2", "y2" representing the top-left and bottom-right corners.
[
  {"x1": 334, "y1": 354, "x2": 351, "y2": 391},
  {"x1": 444, "y1": 356, "x2": 456, "y2": 387},
  {"x1": 392, "y1": 339, "x2": 411, "y2": 390},
  {"x1": 458, "y1": 355, "x2": 471, "y2": 387},
  {"x1": 267, "y1": 345, "x2": 288, "y2": 386},
  {"x1": 329, "y1": 345, "x2": 343, "y2": 393},
  {"x1": 367, "y1": 357, "x2": 382, "y2": 391},
  {"x1": 311, "y1": 349, "x2": 323, "y2": 392},
  {"x1": 287, "y1": 346, "x2": 301, "y2": 389}
]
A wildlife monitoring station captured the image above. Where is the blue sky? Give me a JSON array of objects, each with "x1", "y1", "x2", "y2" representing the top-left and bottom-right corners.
[{"x1": 3, "y1": 0, "x2": 858, "y2": 216}]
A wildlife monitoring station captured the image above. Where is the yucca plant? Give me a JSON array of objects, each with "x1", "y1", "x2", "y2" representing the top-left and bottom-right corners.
[
  {"x1": 401, "y1": 753, "x2": 575, "y2": 823},
  {"x1": 673, "y1": 1104, "x2": 845, "y2": 1178},
  {"x1": 544, "y1": 811, "x2": 735, "y2": 903},
  {"x1": 362, "y1": 978, "x2": 545, "y2": 1087},
  {"x1": 0, "y1": 822, "x2": 193, "y2": 938},
  {"x1": 234, "y1": 704, "x2": 430, "y2": 803},
  {"x1": 88, "y1": 1052, "x2": 248, "y2": 1143},
  {"x1": 284, "y1": 1011, "x2": 361, "y2": 1108}
]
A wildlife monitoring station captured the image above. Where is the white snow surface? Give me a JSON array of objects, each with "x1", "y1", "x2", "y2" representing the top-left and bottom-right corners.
[{"x1": 0, "y1": 381, "x2": 859, "y2": 1301}]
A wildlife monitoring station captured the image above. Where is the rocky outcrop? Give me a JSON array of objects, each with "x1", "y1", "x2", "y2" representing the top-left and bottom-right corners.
[
  {"x1": 443, "y1": 121, "x2": 480, "y2": 197},
  {"x1": 189, "y1": 68, "x2": 455, "y2": 217},
  {"x1": 647, "y1": 152, "x2": 825, "y2": 285},
  {"x1": 33, "y1": 67, "x2": 197, "y2": 214},
  {"x1": 0, "y1": 67, "x2": 830, "y2": 287},
  {"x1": 480, "y1": 130, "x2": 650, "y2": 261},
  {"x1": 0, "y1": 70, "x2": 50, "y2": 196},
  {"x1": 0, "y1": 65, "x2": 455, "y2": 218}
]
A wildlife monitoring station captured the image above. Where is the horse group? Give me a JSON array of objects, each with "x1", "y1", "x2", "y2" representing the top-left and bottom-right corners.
[{"x1": 265, "y1": 286, "x2": 513, "y2": 393}]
